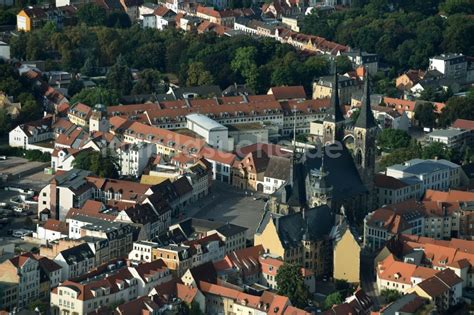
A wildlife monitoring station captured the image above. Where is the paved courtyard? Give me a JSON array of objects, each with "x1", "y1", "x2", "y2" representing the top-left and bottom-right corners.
[{"x1": 184, "y1": 183, "x2": 267, "y2": 239}]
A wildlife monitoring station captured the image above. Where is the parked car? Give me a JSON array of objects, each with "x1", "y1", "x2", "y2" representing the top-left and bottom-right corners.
[
  {"x1": 12, "y1": 229, "x2": 32, "y2": 238},
  {"x1": 13, "y1": 206, "x2": 23, "y2": 213},
  {"x1": 0, "y1": 217, "x2": 10, "y2": 225}
]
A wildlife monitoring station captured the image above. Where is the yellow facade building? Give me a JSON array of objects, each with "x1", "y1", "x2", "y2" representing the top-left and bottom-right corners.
[
  {"x1": 332, "y1": 223, "x2": 361, "y2": 283},
  {"x1": 254, "y1": 206, "x2": 334, "y2": 277}
]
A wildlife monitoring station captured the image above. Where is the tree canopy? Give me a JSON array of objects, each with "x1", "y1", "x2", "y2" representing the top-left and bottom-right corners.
[
  {"x1": 275, "y1": 263, "x2": 310, "y2": 308},
  {"x1": 323, "y1": 292, "x2": 343, "y2": 310},
  {"x1": 377, "y1": 129, "x2": 411, "y2": 153},
  {"x1": 381, "y1": 289, "x2": 402, "y2": 304},
  {"x1": 439, "y1": 90, "x2": 474, "y2": 127},
  {"x1": 302, "y1": 0, "x2": 473, "y2": 70},
  {"x1": 414, "y1": 102, "x2": 437, "y2": 128},
  {"x1": 72, "y1": 150, "x2": 120, "y2": 178},
  {"x1": 71, "y1": 87, "x2": 119, "y2": 107}
]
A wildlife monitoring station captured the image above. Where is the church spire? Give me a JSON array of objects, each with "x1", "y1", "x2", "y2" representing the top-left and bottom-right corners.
[
  {"x1": 325, "y1": 66, "x2": 344, "y2": 123},
  {"x1": 355, "y1": 70, "x2": 377, "y2": 129}
]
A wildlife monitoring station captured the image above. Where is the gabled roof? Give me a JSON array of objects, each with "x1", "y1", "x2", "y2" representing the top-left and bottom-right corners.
[
  {"x1": 34, "y1": 255, "x2": 62, "y2": 273},
  {"x1": 68, "y1": 103, "x2": 92, "y2": 120},
  {"x1": 176, "y1": 283, "x2": 199, "y2": 304},
  {"x1": 122, "y1": 203, "x2": 159, "y2": 225},
  {"x1": 199, "y1": 146, "x2": 236, "y2": 165},
  {"x1": 42, "y1": 219, "x2": 68, "y2": 234},
  {"x1": 416, "y1": 269, "x2": 462, "y2": 298},
  {"x1": 264, "y1": 156, "x2": 291, "y2": 181},
  {"x1": 59, "y1": 243, "x2": 95, "y2": 265},
  {"x1": 187, "y1": 261, "x2": 218, "y2": 286},
  {"x1": 9, "y1": 252, "x2": 35, "y2": 268},
  {"x1": 218, "y1": 245, "x2": 264, "y2": 276},
  {"x1": 133, "y1": 259, "x2": 168, "y2": 283},
  {"x1": 374, "y1": 174, "x2": 408, "y2": 190},
  {"x1": 263, "y1": 205, "x2": 334, "y2": 249},
  {"x1": 116, "y1": 296, "x2": 160, "y2": 315},
  {"x1": 268, "y1": 86, "x2": 306, "y2": 100},
  {"x1": 452, "y1": 118, "x2": 474, "y2": 131}
]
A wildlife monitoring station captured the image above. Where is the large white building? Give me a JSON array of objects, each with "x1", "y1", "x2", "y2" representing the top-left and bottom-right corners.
[
  {"x1": 0, "y1": 253, "x2": 40, "y2": 310},
  {"x1": 263, "y1": 156, "x2": 290, "y2": 194},
  {"x1": 374, "y1": 174, "x2": 423, "y2": 207},
  {"x1": 53, "y1": 243, "x2": 96, "y2": 281},
  {"x1": 427, "y1": 128, "x2": 470, "y2": 149},
  {"x1": 117, "y1": 142, "x2": 156, "y2": 177},
  {"x1": 38, "y1": 169, "x2": 93, "y2": 221},
  {"x1": 429, "y1": 53, "x2": 467, "y2": 80},
  {"x1": 9, "y1": 121, "x2": 53, "y2": 152},
  {"x1": 186, "y1": 113, "x2": 232, "y2": 151},
  {"x1": 385, "y1": 159, "x2": 462, "y2": 193}
]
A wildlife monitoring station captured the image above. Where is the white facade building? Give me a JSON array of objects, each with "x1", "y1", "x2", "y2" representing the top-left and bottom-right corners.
[
  {"x1": 128, "y1": 241, "x2": 159, "y2": 263},
  {"x1": 429, "y1": 53, "x2": 467, "y2": 80},
  {"x1": 54, "y1": 243, "x2": 96, "y2": 281},
  {"x1": 142, "y1": 14, "x2": 157, "y2": 28},
  {"x1": 427, "y1": 128, "x2": 470, "y2": 149},
  {"x1": 0, "y1": 41, "x2": 11, "y2": 60},
  {"x1": 117, "y1": 142, "x2": 156, "y2": 177},
  {"x1": 186, "y1": 113, "x2": 231, "y2": 151},
  {"x1": 263, "y1": 156, "x2": 290, "y2": 194},
  {"x1": 9, "y1": 123, "x2": 53, "y2": 151},
  {"x1": 386, "y1": 159, "x2": 462, "y2": 194}
]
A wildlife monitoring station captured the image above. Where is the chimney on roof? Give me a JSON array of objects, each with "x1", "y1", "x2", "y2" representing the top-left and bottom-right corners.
[{"x1": 184, "y1": 98, "x2": 191, "y2": 108}]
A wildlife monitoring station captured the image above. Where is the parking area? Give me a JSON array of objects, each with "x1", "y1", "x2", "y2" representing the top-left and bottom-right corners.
[
  {"x1": 185, "y1": 183, "x2": 267, "y2": 239},
  {"x1": 0, "y1": 156, "x2": 52, "y2": 190},
  {"x1": 8, "y1": 170, "x2": 53, "y2": 191}
]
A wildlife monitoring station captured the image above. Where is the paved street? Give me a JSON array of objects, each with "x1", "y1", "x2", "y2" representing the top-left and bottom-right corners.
[
  {"x1": 180, "y1": 183, "x2": 267, "y2": 239},
  {"x1": 360, "y1": 251, "x2": 383, "y2": 310}
]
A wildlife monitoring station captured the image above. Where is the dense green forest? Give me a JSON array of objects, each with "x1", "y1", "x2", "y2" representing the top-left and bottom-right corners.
[
  {"x1": 9, "y1": 24, "x2": 332, "y2": 94},
  {"x1": 302, "y1": 0, "x2": 474, "y2": 70}
]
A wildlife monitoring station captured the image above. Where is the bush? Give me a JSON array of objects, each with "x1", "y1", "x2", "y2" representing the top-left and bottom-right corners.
[{"x1": 381, "y1": 289, "x2": 402, "y2": 303}]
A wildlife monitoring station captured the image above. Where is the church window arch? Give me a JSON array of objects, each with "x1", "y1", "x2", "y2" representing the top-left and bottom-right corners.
[{"x1": 356, "y1": 149, "x2": 363, "y2": 166}]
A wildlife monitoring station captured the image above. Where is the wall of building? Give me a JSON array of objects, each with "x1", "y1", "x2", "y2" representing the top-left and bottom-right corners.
[
  {"x1": 254, "y1": 220, "x2": 285, "y2": 258},
  {"x1": 333, "y1": 230, "x2": 360, "y2": 283}
]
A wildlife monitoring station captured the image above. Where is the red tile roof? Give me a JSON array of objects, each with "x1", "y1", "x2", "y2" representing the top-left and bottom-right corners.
[
  {"x1": 176, "y1": 283, "x2": 198, "y2": 304},
  {"x1": 42, "y1": 219, "x2": 68, "y2": 234},
  {"x1": 198, "y1": 146, "x2": 236, "y2": 165},
  {"x1": 374, "y1": 174, "x2": 408, "y2": 190},
  {"x1": 268, "y1": 86, "x2": 307, "y2": 100},
  {"x1": 452, "y1": 118, "x2": 474, "y2": 131}
]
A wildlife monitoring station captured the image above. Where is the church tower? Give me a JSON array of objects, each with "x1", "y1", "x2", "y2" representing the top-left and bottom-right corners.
[
  {"x1": 353, "y1": 72, "x2": 377, "y2": 203},
  {"x1": 323, "y1": 71, "x2": 345, "y2": 145},
  {"x1": 308, "y1": 154, "x2": 333, "y2": 208}
]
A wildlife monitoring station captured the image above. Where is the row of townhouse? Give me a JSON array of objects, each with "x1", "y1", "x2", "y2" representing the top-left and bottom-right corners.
[
  {"x1": 119, "y1": 263, "x2": 313, "y2": 315},
  {"x1": 363, "y1": 193, "x2": 474, "y2": 251},
  {"x1": 106, "y1": 92, "x2": 331, "y2": 136},
  {"x1": 376, "y1": 255, "x2": 463, "y2": 312},
  {"x1": 50, "y1": 259, "x2": 171, "y2": 315},
  {"x1": 0, "y1": 253, "x2": 62, "y2": 311},
  {"x1": 128, "y1": 218, "x2": 248, "y2": 276},
  {"x1": 374, "y1": 234, "x2": 473, "y2": 311},
  {"x1": 37, "y1": 168, "x2": 176, "y2": 222}
]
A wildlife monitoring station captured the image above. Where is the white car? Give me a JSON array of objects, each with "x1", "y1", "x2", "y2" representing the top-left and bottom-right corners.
[
  {"x1": 12, "y1": 229, "x2": 33, "y2": 238},
  {"x1": 13, "y1": 206, "x2": 23, "y2": 213}
]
